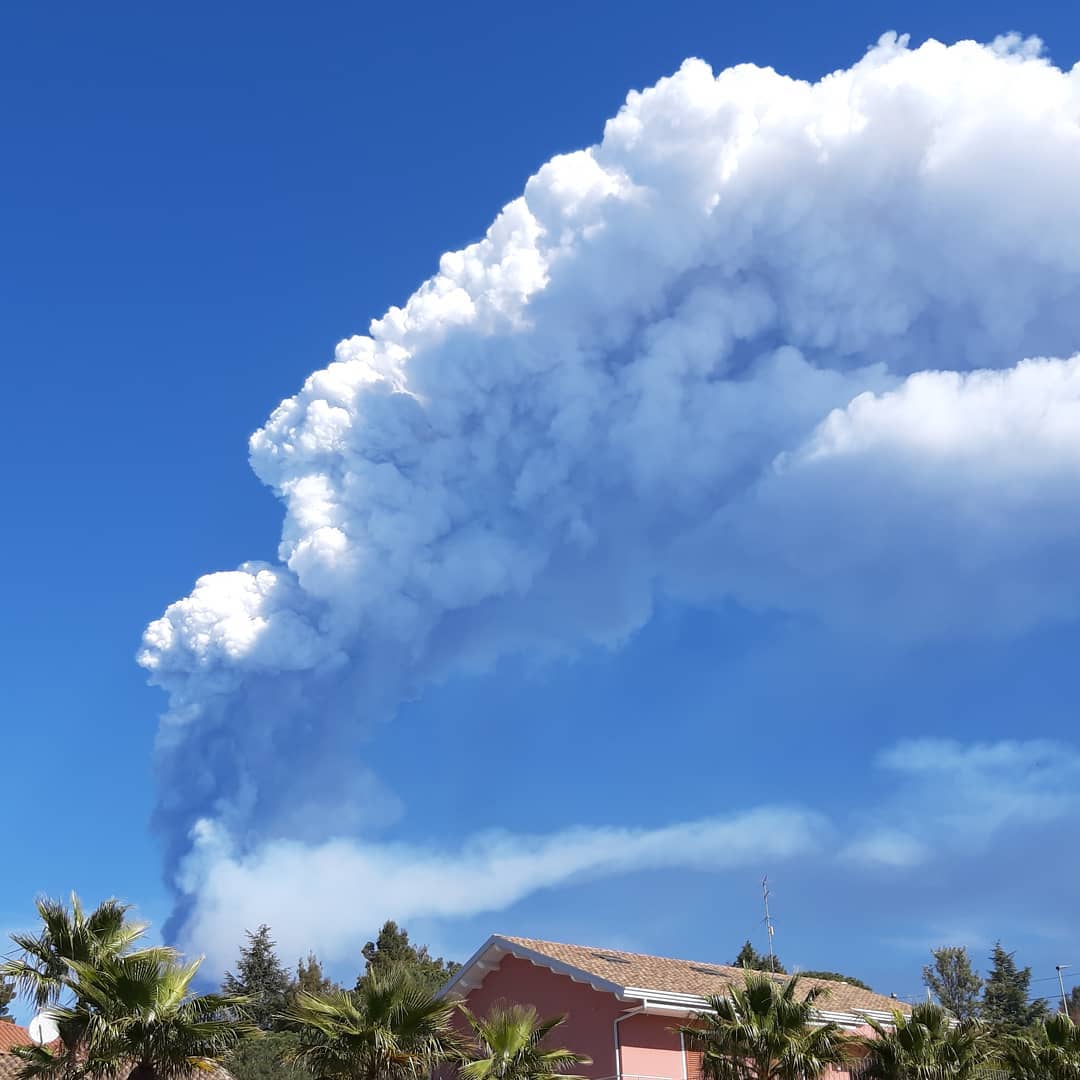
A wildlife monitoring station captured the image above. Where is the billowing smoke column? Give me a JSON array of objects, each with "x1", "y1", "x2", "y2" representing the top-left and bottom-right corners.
[{"x1": 142, "y1": 33, "x2": 1080, "y2": 965}]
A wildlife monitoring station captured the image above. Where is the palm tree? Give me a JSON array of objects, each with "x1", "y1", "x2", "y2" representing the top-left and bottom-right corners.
[
  {"x1": 858, "y1": 1002, "x2": 992, "y2": 1080},
  {"x1": 457, "y1": 1001, "x2": 590, "y2": 1080},
  {"x1": 677, "y1": 971, "x2": 850, "y2": 1080},
  {"x1": 11, "y1": 951, "x2": 258, "y2": 1080},
  {"x1": 1, "y1": 894, "x2": 172, "y2": 1010},
  {"x1": 284, "y1": 968, "x2": 461, "y2": 1080},
  {"x1": 998, "y1": 1012, "x2": 1080, "y2": 1080}
]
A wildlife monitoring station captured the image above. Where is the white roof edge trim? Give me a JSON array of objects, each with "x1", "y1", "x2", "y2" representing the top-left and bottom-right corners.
[
  {"x1": 437, "y1": 933, "x2": 503, "y2": 999},
  {"x1": 438, "y1": 936, "x2": 628, "y2": 1001},
  {"x1": 624, "y1": 986, "x2": 709, "y2": 1006},
  {"x1": 440, "y1": 941, "x2": 905, "y2": 1031},
  {"x1": 624, "y1": 987, "x2": 900, "y2": 1029}
]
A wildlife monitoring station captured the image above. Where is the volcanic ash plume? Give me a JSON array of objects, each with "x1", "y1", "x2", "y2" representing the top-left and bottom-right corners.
[{"x1": 141, "y1": 33, "x2": 1080, "y2": 965}]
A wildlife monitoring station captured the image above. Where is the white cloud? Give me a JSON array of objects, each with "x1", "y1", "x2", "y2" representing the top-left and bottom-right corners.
[
  {"x1": 841, "y1": 829, "x2": 928, "y2": 869},
  {"x1": 682, "y1": 356, "x2": 1080, "y2": 635},
  {"x1": 177, "y1": 736, "x2": 1080, "y2": 970},
  {"x1": 842, "y1": 738, "x2": 1080, "y2": 863},
  {"x1": 138, "y1": 35, "x2": 1080, "y2": 943},
  {"x1": 878, "y1": 737, "x2": 1080, "y2": 838},
  {"x1": 179, "y1": 807, "x2": 828, "y2": 973}
]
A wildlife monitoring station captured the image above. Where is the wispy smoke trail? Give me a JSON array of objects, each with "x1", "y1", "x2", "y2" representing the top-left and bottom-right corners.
[{"x1": 141, "y1": 33, "x2": 1080, "y2": 961}]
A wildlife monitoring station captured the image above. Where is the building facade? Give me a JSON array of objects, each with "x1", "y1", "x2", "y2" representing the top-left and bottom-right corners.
[{"x1": 442, "y1": 936, "x2": 911, "y2": 1080}]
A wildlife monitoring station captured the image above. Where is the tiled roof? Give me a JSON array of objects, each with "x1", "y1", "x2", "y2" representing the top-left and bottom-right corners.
[
  {"x1": 0, "y1": 1022, "x2": 33, "y2": 1080},
  {"x1": 0, "y1": 1057, "x2": 24, "y2": 1080},
  {"x1": 0, "y1": 1024, "x2": 32, "y2": 1054},
  {"x1": 498, "y1": 936, "x2": 912, "y2": 1017}
]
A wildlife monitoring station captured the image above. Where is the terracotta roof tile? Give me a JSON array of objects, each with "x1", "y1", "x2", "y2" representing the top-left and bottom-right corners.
[
  {"x1": 499, "y1": 936, "x2": 911, "y2": 1017},
  {"x1": 0, "y1": 1022, "x2": 33, "y2": 1080},
  {"x1": 0, "y1": 1025, "x2": 32, "y2": 1054},
  {"x1": 0, "y1": 1057, "x2": 24, "y2": 1080}
]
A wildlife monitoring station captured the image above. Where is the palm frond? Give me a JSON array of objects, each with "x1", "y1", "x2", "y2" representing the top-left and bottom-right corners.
[
  {"x1": 858, "y1": 1003, "x2": 992, "y2": 1080},
  {"x1": 459, "y1": 1000, "x2": 590, "y2": 1080},
  {"x1": 284, "y1": 970, "x2": 462, "y2": 1080},
  {"x1": 678, "y1": 971, "x2": 850, "y2": 1080}
]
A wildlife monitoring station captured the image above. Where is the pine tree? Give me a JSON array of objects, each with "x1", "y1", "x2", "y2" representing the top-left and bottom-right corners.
[
  {"x1": 982, "y1": 942, "x2": 1047, "y2": 1033},
  {"x1": 223, "y1": 925, "x2": 294, "y2": 1030},
  {"x1": 732, "y1": 940, "x2": 786, "y2": 974},
  {"x1": 355, "y1": 921, "x2": 461, "y2": 995},
  {"x1": 923, "y1": 946, "x2": 983, "y2": 1021},
  {"x1": 295, "y1": 953, "x2": 338, "y2": 997},
  {"x1": 799, "y1": 970, "x2": 873, "y2": 992},
  {"x1": 0, "y1": 978, "x2": 15, "y2": 1019},
  {"x1": 282, "y1": 953, "x2": 340, "y2": 1017}
]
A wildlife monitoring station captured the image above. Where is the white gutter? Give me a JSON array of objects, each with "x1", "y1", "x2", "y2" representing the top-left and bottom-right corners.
[
  {"x1": 620, "y1": 989, "x2": 900, "y2": 1029},
  {"x1": 613, "y1": 1006, "x2": 645, "y2": 1080}
]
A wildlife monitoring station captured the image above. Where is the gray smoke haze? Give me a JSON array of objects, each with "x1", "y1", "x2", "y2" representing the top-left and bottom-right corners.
[{"x1": 141, "y1": 33, "x2": 1080, "y2": 966}]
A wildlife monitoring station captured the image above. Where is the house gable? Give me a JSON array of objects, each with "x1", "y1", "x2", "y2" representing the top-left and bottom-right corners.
[{"x1": 451, "y1": 953, "x2": 623, "y2": 1078}]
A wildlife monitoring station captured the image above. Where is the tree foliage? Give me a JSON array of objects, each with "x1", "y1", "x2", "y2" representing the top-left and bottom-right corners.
[
  {"x1": 998, "y1": 1011, "x2": 1080, "y2": 1080},
  {"x1": 458, "y1": 1001, "x2": 591, "y2": 1080},
  {"x1": 355, "y1": 921, "x2": 461, "y2": 995},
  {"x1": 732, "y1": 941, "x2": 786, "y2": 975},
  {"x1": 982, "y1": 942, "x2": 1047, "y2": 1033},
  {"x1": 797, "y1": 971, "x2": 872, "y2": 992},
  {"x1": 1067, "y1": 986, "x2": 1080, "y2": 1024},
  {"x1": 223, "y1": 926, "x2": 294, "y2": 1031},
  {"x1": 295, "y1": 954, "x2": 339, "y2": 998},
  {"x1": 0, "y1": 978, "x2": 16, "y2": 1019},
  {"x1": 285, "y1": 967, "x2": 461, "y2": 1080},
  {"x1": 227, "y1": 1032, "x2": 310, "y2": 1080},
  {"x1": 677, "y1": 971, "x2": 849, "y2": 1080},
  {"x1": 15, "y1": 951, "x2": 259, "y2": 1080},
  {"x1": 3, "y1": 896, "x2": 258, "y2": 1080},
  {"x1": 859, "y1": 1002, "x2": 992, "y2": 1080},
  {"x1": 923, "y1": 946, "x2": 983, "y2": 1021},
  {"x1": 0, "y1": 894, "x2": 167, "y2": 1012}
]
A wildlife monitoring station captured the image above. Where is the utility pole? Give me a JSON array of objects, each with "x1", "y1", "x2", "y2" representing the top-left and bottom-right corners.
[
  {"x1": 762, "y1": 875, "x2": 776, "y2": 973},
  {"x1": 1057, "y1": 965, "x2": 1070, "y2": 1014}
]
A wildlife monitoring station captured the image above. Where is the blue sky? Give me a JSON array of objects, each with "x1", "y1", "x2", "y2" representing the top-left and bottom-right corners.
[{"x1": 4, "y1": 0, "x2": 1080, "y2": 1011}]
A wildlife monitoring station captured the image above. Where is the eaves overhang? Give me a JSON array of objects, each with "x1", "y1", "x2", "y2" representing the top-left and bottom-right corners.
[{"x1": 439, "y1": 935, "x2": 901, "y2": 1031}]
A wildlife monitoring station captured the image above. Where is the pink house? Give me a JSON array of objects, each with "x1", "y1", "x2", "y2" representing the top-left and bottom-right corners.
[{"x1": 442, "y1": 936, "x2": 911, "y2": 1080}]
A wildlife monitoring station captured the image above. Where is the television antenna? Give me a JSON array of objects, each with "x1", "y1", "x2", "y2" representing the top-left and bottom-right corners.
[{"x1": 762, "y1": 875, "x2": 777, "y2": 973}]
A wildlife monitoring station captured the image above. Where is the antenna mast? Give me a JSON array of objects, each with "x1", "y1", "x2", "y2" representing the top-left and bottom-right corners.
[{"x1": 762, "y1": 875, "x2": 776, "y2": 973}]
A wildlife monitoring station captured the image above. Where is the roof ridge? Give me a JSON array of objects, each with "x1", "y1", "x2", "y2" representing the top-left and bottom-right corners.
[
  {"x1": 499, "y1": 934, "x2": 745, "y2": 973},
  {"x1": 496, "y1": 934, "x2": 903, "y2": 1012}
]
